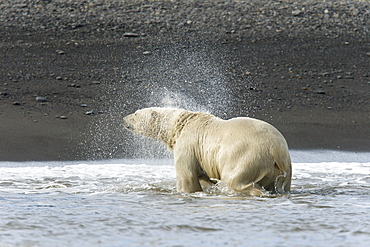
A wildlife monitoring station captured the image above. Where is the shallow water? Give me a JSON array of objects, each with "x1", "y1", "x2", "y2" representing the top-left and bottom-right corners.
[{"x1": 0, "y1": 151, "x2": 369, "y2": 247}]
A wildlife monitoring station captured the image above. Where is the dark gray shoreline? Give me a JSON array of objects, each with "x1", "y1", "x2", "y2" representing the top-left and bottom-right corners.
[{"x1": 0, "y1": 0, "x2": 369, "y2": 161}]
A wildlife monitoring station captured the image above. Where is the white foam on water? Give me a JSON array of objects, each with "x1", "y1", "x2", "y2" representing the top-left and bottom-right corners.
[
  {"x1": 293, "y1": 162, "x2": 370, "y2": 189},
  {"x1": 0, "y1": 159, "x2": 176, "y2": 195},
  {"x1": 1, "y1": 151, "x2": 370, "y2": 247},
  {"x1": 1, "y1": 151, "x2": 369, "y2": 196}
]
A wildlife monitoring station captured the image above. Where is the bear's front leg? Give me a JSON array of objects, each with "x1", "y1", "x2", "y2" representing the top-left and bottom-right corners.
[{"x1": 174, "y1": 151, "x2": 203, "y2": 193}]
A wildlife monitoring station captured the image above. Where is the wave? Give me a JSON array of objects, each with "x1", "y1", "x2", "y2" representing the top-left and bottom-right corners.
[{"x1": 1, "y1": 156, "x2": 369, "y2": 197}]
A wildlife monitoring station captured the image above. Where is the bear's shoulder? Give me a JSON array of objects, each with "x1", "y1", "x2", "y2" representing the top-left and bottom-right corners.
[
  {"x1": 175, "y1": 111, "x2": 214, "y2": 130},
  {"x1": 167, "y1": 110, "x2": 214, "y2": 148}
]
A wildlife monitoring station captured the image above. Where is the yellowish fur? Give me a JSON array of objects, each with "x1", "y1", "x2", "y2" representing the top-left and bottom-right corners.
[{"x1": 124, "y1": 107, "x2": 292, "y2": 196}]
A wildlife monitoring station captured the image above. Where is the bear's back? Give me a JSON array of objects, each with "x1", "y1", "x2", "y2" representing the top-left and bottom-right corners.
[{"x1": 205, "y1": 117, "x2": 288, "y2": 150}]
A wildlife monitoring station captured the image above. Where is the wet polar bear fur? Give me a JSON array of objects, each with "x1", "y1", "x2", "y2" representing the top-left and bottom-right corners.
[{"x1": 123, "y1": 107, "x2": 292, "y2": 196}]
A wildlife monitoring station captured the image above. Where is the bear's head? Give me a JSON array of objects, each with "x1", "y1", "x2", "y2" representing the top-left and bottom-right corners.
[{"x1": 123, "y1": 107, "x2": 184, "y2": 145}]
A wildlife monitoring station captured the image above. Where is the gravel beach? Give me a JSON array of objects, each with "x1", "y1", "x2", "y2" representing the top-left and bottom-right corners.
[{"x1": 0, "y1": 0, "x2": 369, "y2": 161}]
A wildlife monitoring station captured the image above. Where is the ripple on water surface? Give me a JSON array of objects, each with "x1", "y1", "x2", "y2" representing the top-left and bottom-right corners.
[{"x1": 0, "y1": 151, "x2": 369, "y2": 246}]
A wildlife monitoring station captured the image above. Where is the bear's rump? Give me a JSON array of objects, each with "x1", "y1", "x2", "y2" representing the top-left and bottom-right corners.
[{"x1": 198, "y1": 139, "x2": 288, "y2": 191}]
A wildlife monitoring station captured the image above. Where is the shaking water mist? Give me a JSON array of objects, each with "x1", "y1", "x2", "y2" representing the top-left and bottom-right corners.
[{"x1": 84, "y1": 43, "x2": 255, "y2": 160}]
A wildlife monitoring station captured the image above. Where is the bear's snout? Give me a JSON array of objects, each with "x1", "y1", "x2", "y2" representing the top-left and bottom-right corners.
[
  {"x1": 123, "y1": 122, "x2": 132, "y2": 130},
  {"x1": 123, "y1": 115, "x2": 134, "y2": 131}
]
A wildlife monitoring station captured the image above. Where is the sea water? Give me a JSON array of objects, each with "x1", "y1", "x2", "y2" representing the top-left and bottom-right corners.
[{"x1": 0, "y1": 151, "x2": 369, "y2": 247}]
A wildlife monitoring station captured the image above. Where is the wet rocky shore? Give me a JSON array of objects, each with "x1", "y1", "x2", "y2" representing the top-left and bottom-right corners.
[{"x1": 0, "y1": 0, "x2": 369, "y2": 160}]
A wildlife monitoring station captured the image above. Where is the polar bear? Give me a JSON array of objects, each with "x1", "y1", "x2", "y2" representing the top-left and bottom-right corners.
[{"x1": 123, "y1": 107, "x2": 292, "y2": 196}]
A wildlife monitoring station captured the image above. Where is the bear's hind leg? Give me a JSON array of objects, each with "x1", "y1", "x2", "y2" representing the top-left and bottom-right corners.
[
  {"x1": 228, "y1": 174, "x2": 265, "y2": 196},
  {"x1": 232, "y1": 183, "x2": 264, "y2": 197},
  {"x1": 198, "y1": 169, "x2": 217, "y2": 185}
]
